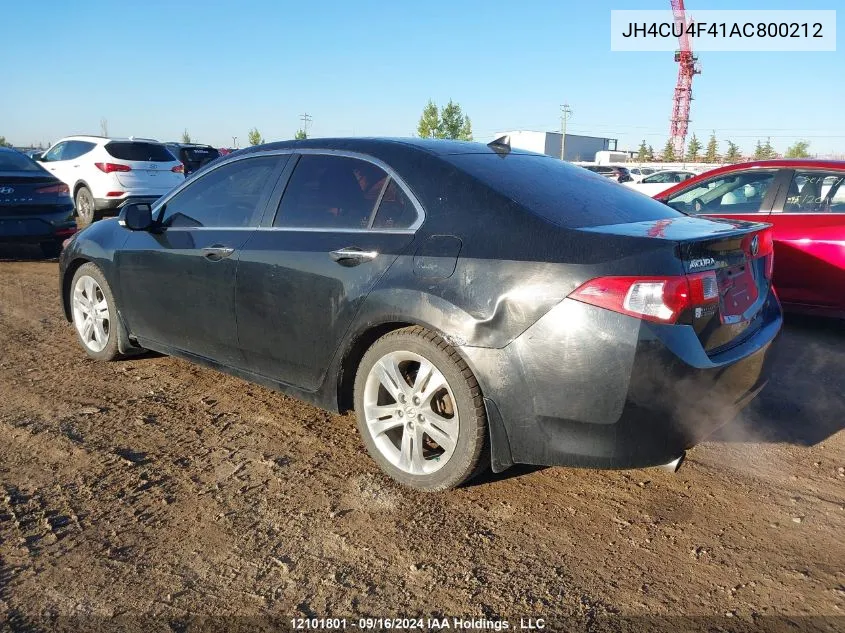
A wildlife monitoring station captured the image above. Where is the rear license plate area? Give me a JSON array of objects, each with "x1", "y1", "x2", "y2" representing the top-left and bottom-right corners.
[{"x1": 718, "y1": 263, "x2": 758, "y2": 320}]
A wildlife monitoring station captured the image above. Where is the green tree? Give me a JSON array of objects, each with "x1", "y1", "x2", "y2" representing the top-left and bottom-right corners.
[
  {"x1": 662, "y1": 139, "x2": 676, "y2": 162},
  {"x1": 181, "y1": 129, "x2": 192, "y2": 143},
  {"x1": 753, "y1": 140, "x2": 765, "y2": 160},
  {"x1": 459, "y1": 115, "x2": 473, "y2": 142},
  {"x1": 248, "y1": 127, "x2": 263, "y2": 146},
  {"x1": 417, "y1": 100, "x2": 440, "y2": 138},
  {"x1": 704, "y1": 132, "x2": 718, "y2": 163},
  {"x1": 0, "y1": 136, "x2": 12, "y2": 148},
  {"x1": 761, "y1": 137, "x2": 776, "y2": 159},
  {"x1": 686, "y1": 133, "x2": 702, "y2": 161},
  {"x1": 294, "y1": 129, "x2": 307, "y2": 140},
  {"x1": 636, "y1": 140, "x2": 648, "y2": 162},
  {"x1": 438, "y1": 99, "x2": 473, "y2": 140},
  {"x1": 785, "y1": 140, "x2": 811, "y2": 159},
  {"x1": 646, "y1": 144, "x2": 655, "y2": 161},
  {"x1": 724, "y1": 141, "x2": 741, "y2": 163}
]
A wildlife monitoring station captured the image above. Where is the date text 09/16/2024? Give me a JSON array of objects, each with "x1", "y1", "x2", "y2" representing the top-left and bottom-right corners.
[{"x1": 290, "y1": 617, "x2": 547, "y2": 630}]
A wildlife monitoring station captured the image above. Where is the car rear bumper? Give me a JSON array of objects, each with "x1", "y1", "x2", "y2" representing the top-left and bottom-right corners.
[
  {"x1": 462, "y1": 293, "x2": 783, "y2": 471},
  {"x1": 0, "y1": 207, "x2": 77, "y2": 243},
  {"x1": 94, "y1": 195, "x2": 163, "y2": 213}
]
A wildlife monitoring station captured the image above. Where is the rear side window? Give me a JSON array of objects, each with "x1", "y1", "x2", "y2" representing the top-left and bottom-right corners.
[
  {"x1": 372, "y1": 179, "x2": 418, "y2": 229},
  {"x1": 783, "y1": 171, "x2": 845, "y2": 213},
  {"x1": 446, "y1": 154, "x2": 680, "y2": 228},
  {"x1": 274, "y1": 154, "x2": 388, "y2": 229},
  {"x1": 0, "y1": 150, "x2": 43, "y2": 172},
  {"x1": 105, "y1": 142, "x2": 176, "y2": 162},
  {"x1": 160, "y1": 155, "x2": 281, "y2": 228}
]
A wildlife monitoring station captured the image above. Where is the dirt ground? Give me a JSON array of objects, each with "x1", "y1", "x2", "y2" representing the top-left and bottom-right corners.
[{"x1": 0, "y1": 245, "x2": 843, "y2": 633}]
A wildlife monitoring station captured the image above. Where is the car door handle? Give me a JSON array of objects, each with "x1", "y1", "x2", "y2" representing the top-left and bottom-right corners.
[
  {"x1": 202, "y1": 245, "x2": 235, "y2": 261},
  {"x1": 329, "y1": 247, "x2": 378, "y2": 266}
]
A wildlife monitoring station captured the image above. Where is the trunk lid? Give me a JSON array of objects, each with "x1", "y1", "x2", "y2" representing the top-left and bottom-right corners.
[
  {"x1": 583, "y1": 216, "x2": 775, "y2": 353},
  {"x1": 0, "y1": 171, "x2": 67, "y2": 214}
]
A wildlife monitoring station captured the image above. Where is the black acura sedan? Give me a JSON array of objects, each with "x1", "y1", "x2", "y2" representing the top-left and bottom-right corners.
[
  {"x1": 0, "y1": 147, "x2": 77, "y2": 257},
  {"x1": 59, "y1": 138, "x2": 782, "y2": 491}
]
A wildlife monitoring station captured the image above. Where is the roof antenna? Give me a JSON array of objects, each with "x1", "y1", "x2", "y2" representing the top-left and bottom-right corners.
[{"x1": 488, "y1": 135, "x2": 511, "y2": 155}]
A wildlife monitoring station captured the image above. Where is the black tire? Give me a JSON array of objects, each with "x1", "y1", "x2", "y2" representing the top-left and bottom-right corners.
[
  {"x1": 40, "y1": 241, "x2": 62, "y2": 259},
  {"x1": 353, "y1": 326, "x2": 488, "y2": 492},
  {"x1": 75, "y1": 186, "x2": 96, "y2": 227},
  {"x1": 68, "y1": 263, "x2": 129, "y2": 361}
]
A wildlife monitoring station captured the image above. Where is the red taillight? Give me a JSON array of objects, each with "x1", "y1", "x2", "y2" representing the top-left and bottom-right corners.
[
  {"x1": 94, "y1": 162, "x2": 131, "y2": 173},
  {"x1": 35, "y1": 183, "x2": 70, "y2": 195},
  {"x1": 171, "y1": 164, "x2": 184, "y2": 173},
  {"x1": 105, "y1": 191, "x2": 124, "y2": 197},
  {"x1": 569, "y1": 271, "x2": 718, "y2": 324}
]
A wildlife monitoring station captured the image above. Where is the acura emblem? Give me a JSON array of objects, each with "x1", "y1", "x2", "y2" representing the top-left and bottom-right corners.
[
  {"x1": 0, "y1": 186, "x2": 14, "y2": 194},
  {"x1": 750, "y1": 235, "x2": 759, "y2": 257}
]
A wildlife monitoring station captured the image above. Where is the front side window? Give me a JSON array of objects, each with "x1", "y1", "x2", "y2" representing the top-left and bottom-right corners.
[
  {"x1": 42, "y1": 142, "x2": 68, "y2": 162},
  {"x1": 782, "y1": 171, "x2": 845, "y2": 213},
  {"x1": 642, "y1": 172, "x2": 675, "y2": 184},
  {"x1": 274, "y1": 154, "x2": 388, "y2": 229},
  {"x1": 666, "y1": 170, "x2": 777, "y2": 215},
  {"x1": 160, "y1": 155, "x2": 281, "y2": 228}
]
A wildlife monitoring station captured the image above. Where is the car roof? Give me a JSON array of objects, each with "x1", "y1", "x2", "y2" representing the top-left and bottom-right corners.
[
  {"x1": 240, "y1": 137, "x2": 540, "y2": 158},
  {"x1": 55, "y1": 135, "x2": 162, "y2": 143}
]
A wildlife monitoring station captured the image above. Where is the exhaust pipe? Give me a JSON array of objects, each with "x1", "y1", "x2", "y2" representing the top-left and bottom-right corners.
[{"x1": 661, "y1": 452, "x2": 685, "y2": 473}]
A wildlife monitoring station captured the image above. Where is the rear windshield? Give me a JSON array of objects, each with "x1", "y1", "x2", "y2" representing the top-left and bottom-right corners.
[
  {"x1": 105, "y1": 142, "x2": 176, "y2": 162},
  {"x1": 182, "y1": 147, "x2": 220, "y2": 163},
  {"x1": 446, "y1": 154, "x2": 682, "y2": 228},
  {"x1": 0, "y1": 150, "x2": 43, "y2": 172}
]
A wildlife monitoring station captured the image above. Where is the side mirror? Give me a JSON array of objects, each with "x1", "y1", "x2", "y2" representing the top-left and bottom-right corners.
[
  {"x1": 120, "y1": 203, "x2": 154, "y2": 231},
  {"x1": 35, "y1": 154, "x2": 45, "y2": 161}
]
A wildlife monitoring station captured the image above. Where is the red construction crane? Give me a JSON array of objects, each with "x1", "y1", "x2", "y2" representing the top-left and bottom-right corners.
[{"x1": 669, "y1": 0, "x2": 701, "y2": 158}]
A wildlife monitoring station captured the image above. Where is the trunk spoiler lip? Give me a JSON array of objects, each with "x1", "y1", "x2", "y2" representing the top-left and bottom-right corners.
[{"x1": 580, "y1": 216, "x2": 772, "y2": 242}]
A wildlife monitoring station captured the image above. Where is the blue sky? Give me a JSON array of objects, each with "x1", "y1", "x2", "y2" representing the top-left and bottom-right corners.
[{"x1": 2, "y1": 0, "x2": 843, "y2": 155}]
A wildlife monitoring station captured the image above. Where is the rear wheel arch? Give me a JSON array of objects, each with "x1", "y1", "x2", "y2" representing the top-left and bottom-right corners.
[
  {"x1": 72, "y1": 180, "x2": 91, "y2": 199},
  {"x1": 336, "y1": 321, "x2": 415, "y2": 413}
]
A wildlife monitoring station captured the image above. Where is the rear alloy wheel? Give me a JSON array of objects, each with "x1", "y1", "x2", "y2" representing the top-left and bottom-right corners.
[
  {"x1": 69, "y1": 263, "x2": 124, "y2": 361},
  {"x1": 354, "y1": 326, "x2": 488, "y2": 491},
  {"x1": 75, "y1": 186, "x2": 95, "y2": 226}
]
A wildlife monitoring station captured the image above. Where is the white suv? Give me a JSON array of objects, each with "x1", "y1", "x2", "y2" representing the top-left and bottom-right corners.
[{"x1": 37, "y1": 136, "x2": 184, "y2": 224}]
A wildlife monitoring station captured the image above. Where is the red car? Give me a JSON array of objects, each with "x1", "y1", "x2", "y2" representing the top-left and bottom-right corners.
[{"x1": 655, "y1": 159, "x2": 845, "y2": 318}]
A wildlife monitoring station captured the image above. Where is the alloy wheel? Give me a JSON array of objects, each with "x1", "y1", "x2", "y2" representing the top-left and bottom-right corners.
[
  {"x1": 363, "y1": 350, "x2": 459, "y2": 475},
  {"x1": 71, "y1": 275, "x2": 110, "y2": 353}
]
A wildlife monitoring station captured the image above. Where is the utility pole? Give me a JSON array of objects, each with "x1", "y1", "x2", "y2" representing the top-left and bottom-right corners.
[
  {"x1": 300, "y1": 113, "x2": 313, "y2": 138},
  {"x1": 559, "y1": 103, "x2": 572, "y2": 161},
  {"x1": 232, "y1": 136, "x2": 238, "y2": 149}
]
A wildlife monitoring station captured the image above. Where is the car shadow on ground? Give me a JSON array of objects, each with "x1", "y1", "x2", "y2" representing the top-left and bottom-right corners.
[{"x1": 713, "y1": 313, "x2": 845, "y2": 447}]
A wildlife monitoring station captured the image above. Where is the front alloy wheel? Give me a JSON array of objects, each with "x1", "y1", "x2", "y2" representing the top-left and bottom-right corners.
[
  {"x1": 72, "y1": 275, "x2": 110, "y2": 353},
  {"x1": 68, "y1": 263, "x2": 127, "y2": 361}
]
